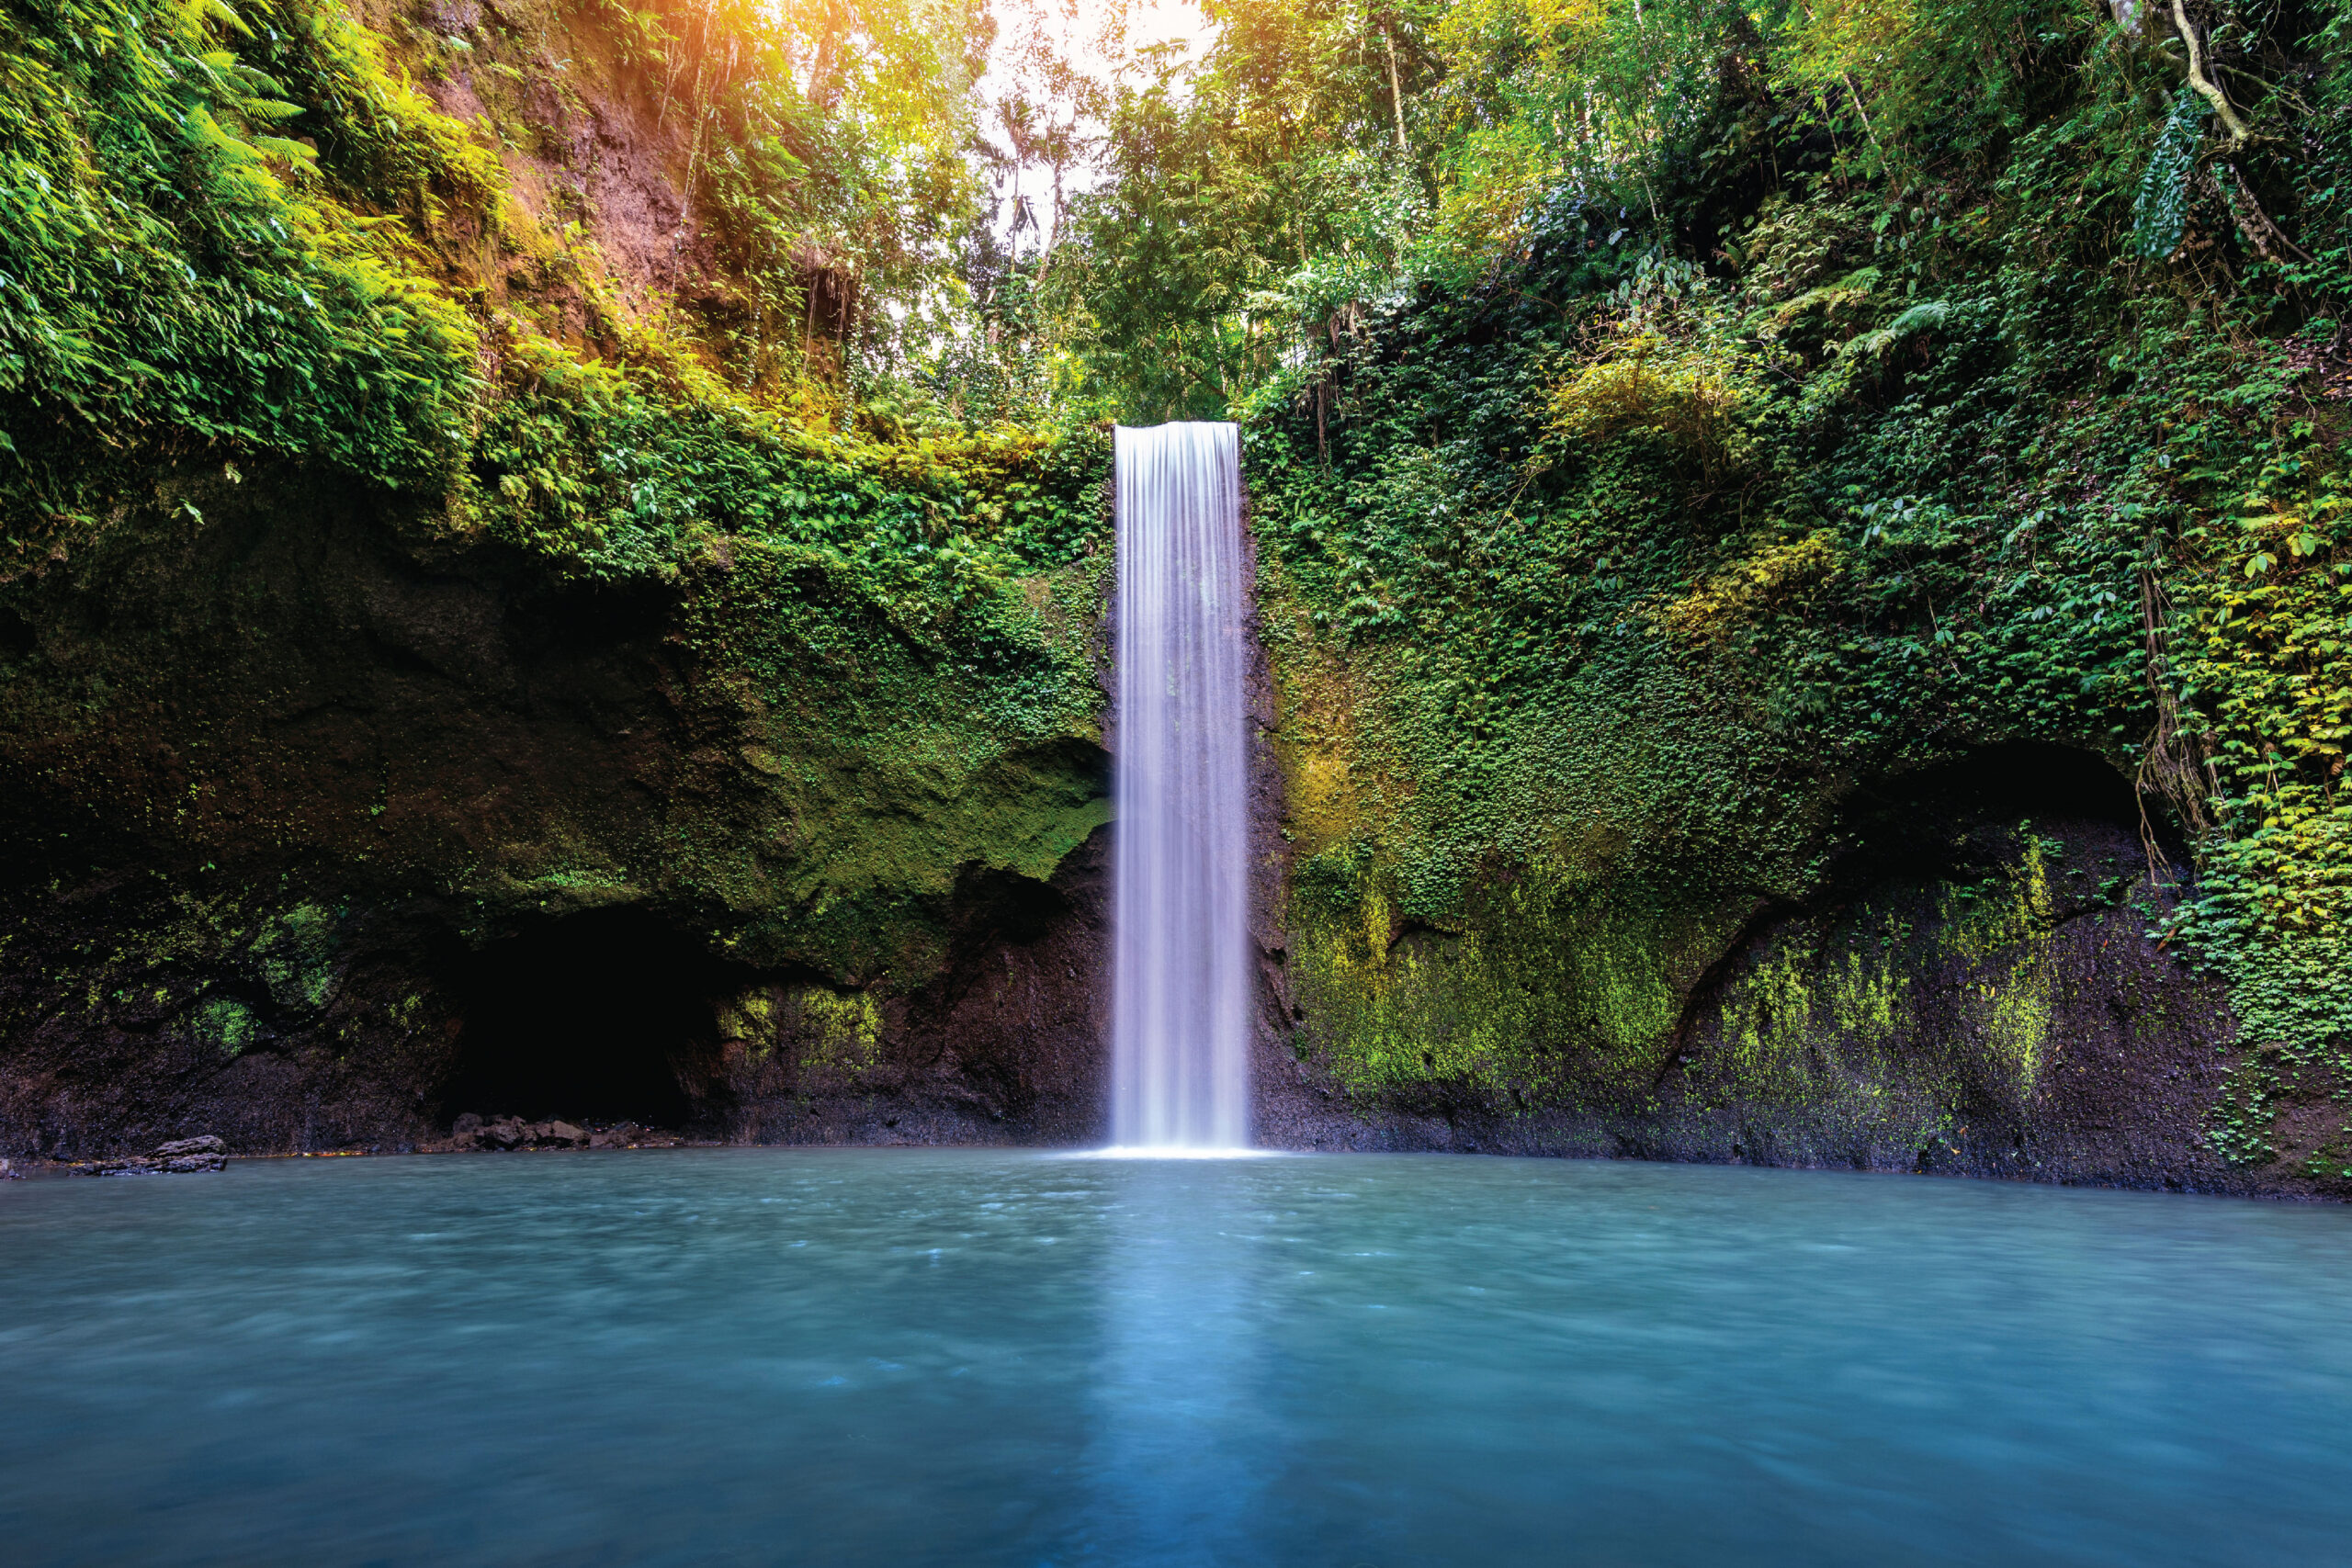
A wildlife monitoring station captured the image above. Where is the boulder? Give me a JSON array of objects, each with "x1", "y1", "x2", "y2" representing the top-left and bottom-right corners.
[
  {"x1": 480, "y1": 1117, "x2": 528, "y2": 1150},
  {"x1": 149, "y1": 1134, "x2": 225, "y2": 1171},
  {"x1": 76, "y1": 1134, "x2": 229, "y2": 1175},
  {"x1": 154, "y1": 1135, "x2": 226, "y2": 1157}
]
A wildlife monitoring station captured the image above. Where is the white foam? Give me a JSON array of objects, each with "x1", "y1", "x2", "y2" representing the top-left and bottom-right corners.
[{"x1": 1063, "y1": 1146, "x2": 1290, "y2": 1161}]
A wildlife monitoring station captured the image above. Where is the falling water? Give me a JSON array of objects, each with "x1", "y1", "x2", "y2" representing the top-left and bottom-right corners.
[{"x1": 1110, "y1": 422, "x2": 1250, "y2": 1151}]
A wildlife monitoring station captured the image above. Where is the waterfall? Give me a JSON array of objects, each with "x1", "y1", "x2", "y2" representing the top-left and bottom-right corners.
[{"x1": 1110, "y1": 422, "x2": 1250, "y2": 1151}]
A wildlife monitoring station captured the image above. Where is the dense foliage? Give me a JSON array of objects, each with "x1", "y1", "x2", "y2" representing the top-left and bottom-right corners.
[
  {"x1": 0, "y1": 0, "x2": 487, "y2": 550},
  {"x1": 1016, "y1": 0, "x2": 2351, "y2": 1143},
  {"x1": 3, "y1": 0, "x2": 2348, "y2": 1158},
  {"x1": 0, "y1": 0, "x2": 1122, "y2": 988},
  {"x1": 0, "y1": 0, "x2": 1109, "y2": 602}
]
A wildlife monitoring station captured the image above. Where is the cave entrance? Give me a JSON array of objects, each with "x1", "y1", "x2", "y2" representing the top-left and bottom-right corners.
[
  {"x1": 441, "y1": 908, "x2": 740, "y2": 1130},
  {"x1": 1833, "y1": 741, "x2": 2152, "y2": 881},
  {"x1": 1861, "y1": 741, "x2": 2140, "y2": 823}
]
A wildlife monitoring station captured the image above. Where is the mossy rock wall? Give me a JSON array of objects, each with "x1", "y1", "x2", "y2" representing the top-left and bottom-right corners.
[
  {"x1": 1253, "y1": 739, "x2": 2277, "y2": 1193},
  {"x1": 3, "y1": 0, "x2": 2343, "y2": 1196},
  {"x1": 0, "y1": 465, "x2": 1112, "y2": 1158},
  {"x1": 1246, "y1": 637, "x2": 2304, "y2": 1192}
]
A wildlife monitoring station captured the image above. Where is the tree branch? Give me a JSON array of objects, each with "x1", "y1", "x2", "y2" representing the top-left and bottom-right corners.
[
  {"x1": 1382, "y1": 23, "x2": 1408, "y2": 153},
  {"x1": 2171, "y1": 0, "x2": 2251, "y2": 142}
]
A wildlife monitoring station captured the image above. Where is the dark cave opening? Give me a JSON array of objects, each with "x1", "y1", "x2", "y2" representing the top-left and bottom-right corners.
[
  {"x1": 1830, "y1": 741, "x2": 2154, "y2": 886},
  {"x1": 439, "y1": 908, "x2": 744, "y2": 1130},
  {"x1": 1844, "y1": 742, "x2": 2144, "y2": 827},
  {"x1": 1858, "y1": 741, "x2": 2141, "y2": 823}
]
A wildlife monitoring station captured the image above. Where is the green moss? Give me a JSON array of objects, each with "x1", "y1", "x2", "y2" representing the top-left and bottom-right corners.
[
  {"x1": 1944, "y1": 839, "x2": 2057, "y2": 1098},
  {"x1": 791, "y1": 987, "x2": 884, "y2": 1079},
  {"x1": 1683, "y1": 843, "x2": 2064, "y2": 1149},
  {"x1": 1261, "y1": 492, "x2": 1803, "y2": 1111},
  {"x1": 188, "y1": 994, "x2": 259, "y2": 1056},
  {"x1": 719, "y1": 980, "x2": 885, "y2": 1093},
  {"x1": 1291, "y1": 846, "x2": 1740, "y2": 1105},
  {"x1": 254, "y1": 902, "x2": 340, "y2": 1010},
  {"x1": 1713, "y1": 935, "x2": 1911, "y2": 1111},
  {"x1": 664, "y1": 534, "x2": 1109, "y2": 981}
]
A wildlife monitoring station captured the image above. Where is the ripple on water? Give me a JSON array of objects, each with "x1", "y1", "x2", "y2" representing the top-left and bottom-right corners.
[{"x1": 0, "y1": 1148, "x2": 2347, "y2": 1568}]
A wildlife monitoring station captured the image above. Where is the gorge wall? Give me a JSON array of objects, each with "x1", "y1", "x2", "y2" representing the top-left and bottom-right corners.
[
  {"x1": 0, "y1": 434, "x2": 2314, "y2": 1194},
  {"x1": 0, "y1": 463, "x2": 1114, "y2": 1156},
  {"x1": 2, "y1": 0, "x2": 2346, "y2": 1198},
  {"x1": 0, "y1": 445, "x2": 2305, "y2": 1198}
]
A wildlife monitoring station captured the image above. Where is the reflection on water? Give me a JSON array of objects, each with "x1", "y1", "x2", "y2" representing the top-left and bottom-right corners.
[
  {"x1": 2, "y1": 1149, "x2": 2349, "y2": 1568},
  {"x1": 1085, "y1": 1160, "x2": 1268, "y2": 1563}
]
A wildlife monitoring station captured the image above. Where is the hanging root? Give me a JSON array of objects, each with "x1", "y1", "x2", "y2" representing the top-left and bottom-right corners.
[
  {"x1": 2134, "y1": 558, "x2": 2211, "y2": 889},
  {"x1": 2218, "y1": 164, "x2": 2316, "y2": 265}
]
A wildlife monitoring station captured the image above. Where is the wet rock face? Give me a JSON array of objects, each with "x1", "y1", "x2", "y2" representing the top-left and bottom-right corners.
[
  {"x1": 1635, "y1": 812, "x2": 2245, "y2": 1190},
  {"x1": 0, "y1": 479, "x2": 2302, "y2": 1196},
  {"x1": 441, "y1": 1113, "x2": 653, "y2": 1151},
  {"x1": 704, "y1": 833, "x2": 1113, "y2": 1147},
  {"x1": 0, "y1": 875, "x2": 469, "y2": 1162},
  {"x1": 1252, "y1": 745, "x2": 2324, "y2": 1199},
  {"x1": 0, "y1": 828, "x2": 1114, "y2": 1163},
  {"x1": 0, "y1": 469, "x2": 1113, "y2": 1164},
  {"x1": 73, "y1": 1134, "x2": 228, "y2": 1176}
]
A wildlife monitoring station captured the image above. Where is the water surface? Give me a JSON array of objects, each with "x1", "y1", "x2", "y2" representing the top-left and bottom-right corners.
[{"x1": 3, "y1": 1150, "x2": 2346, "y2": 1566}]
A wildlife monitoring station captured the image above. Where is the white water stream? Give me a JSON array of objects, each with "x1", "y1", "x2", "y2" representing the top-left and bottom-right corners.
[{"x1": 1109, "y1": 423, "x2": 1250, "y2": 1151}]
